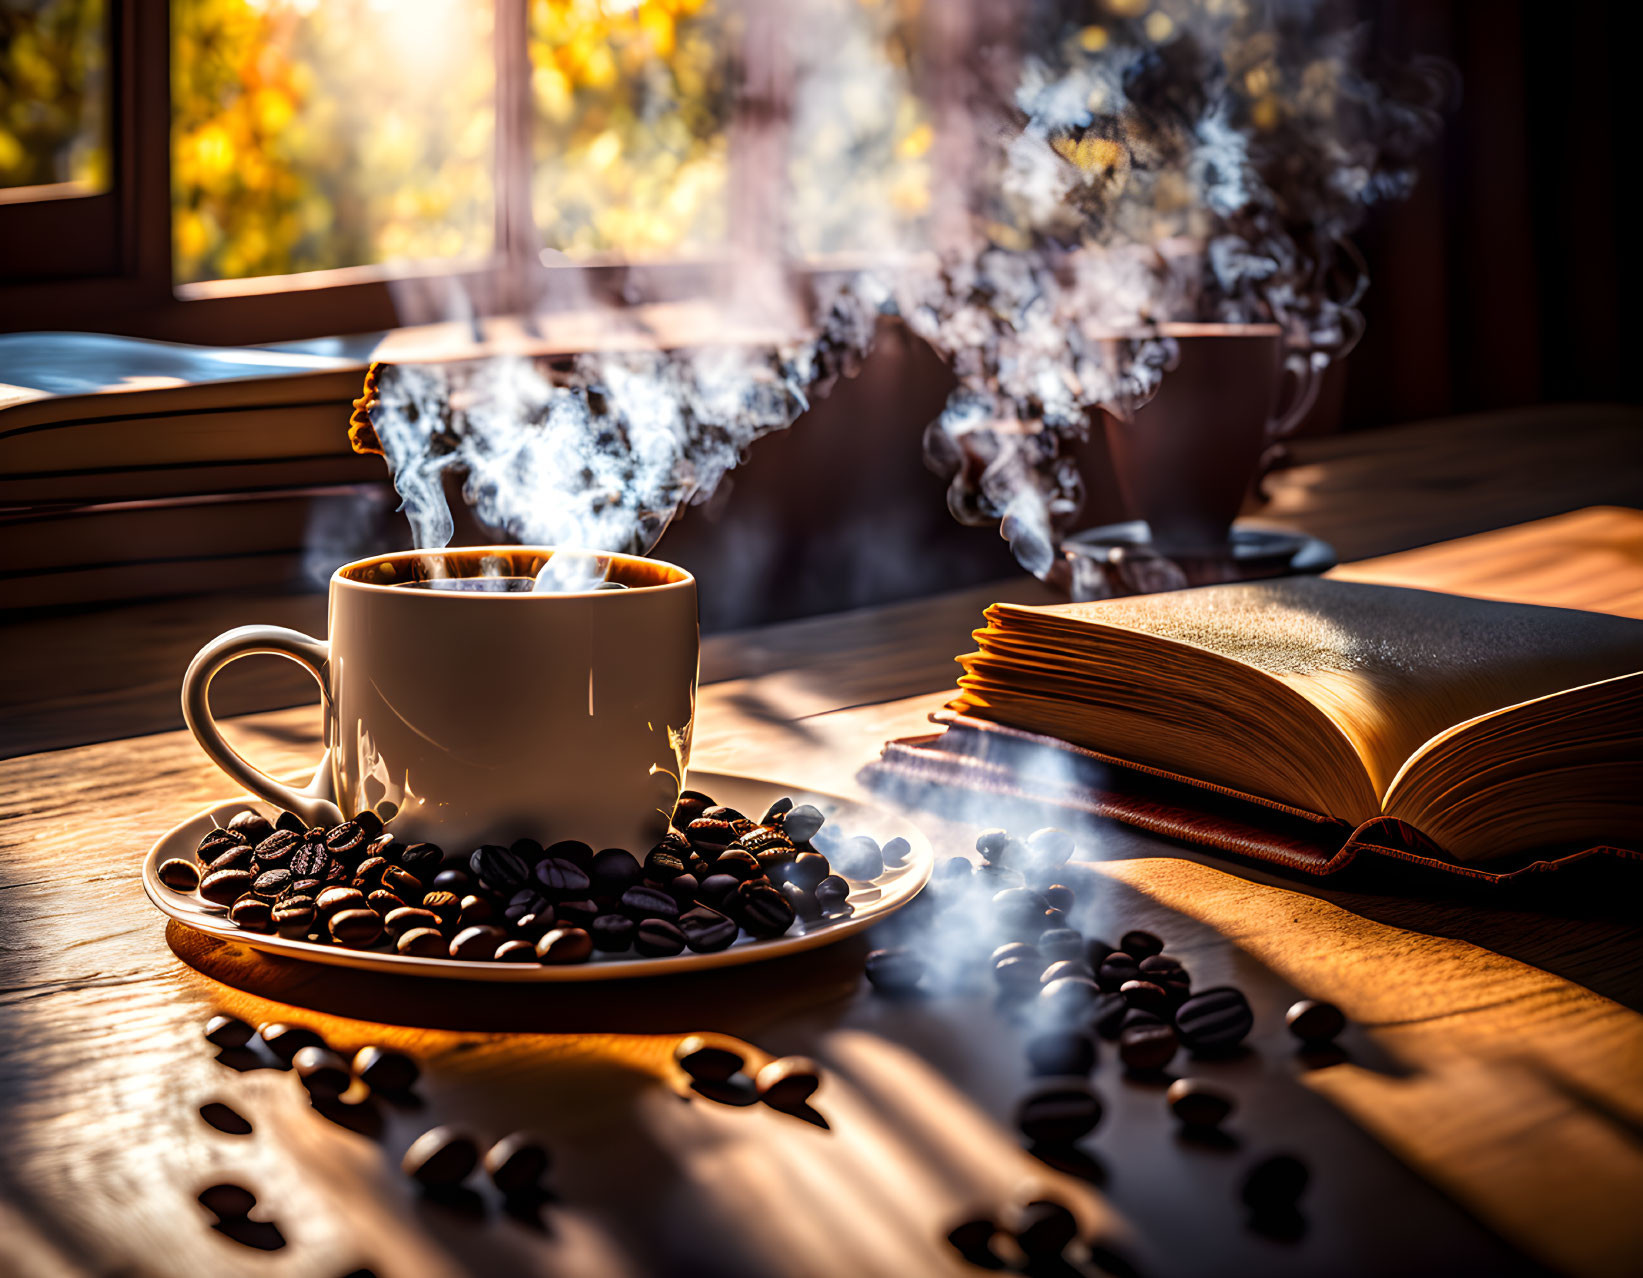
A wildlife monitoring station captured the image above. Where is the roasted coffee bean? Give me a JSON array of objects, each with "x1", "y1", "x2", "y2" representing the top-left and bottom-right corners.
[
  {"x1": 1040, "y1": 959, "x2": 1095, "y2": 985},
  {"x1": 457, "y1": 894, "x2": 495, "y2": 927},
  {"x1": 495, "y1": 939, "x2": 538, "y2": 963},
  {"x1": 756, "y1": 1056, "x2": 820, "y2": 1110},
  {"x1": 274, "y1": 810, "x2": 305, "y2": 834},
  {"x1": 399, "y1": 843, "x2": 443, "y2": 883},
  {"x1": 367, "y1": 889, "x2": 407, "y2": 916},
  {"x1": 1026, "y1": 1029, "x2": 1097, "y2": 1076},
  {"x1": 431, "y1": 868, "x2": 472, "y2": 895},
  {"x1": 1241, "y1": 1154, "x2": 1309, "y2": 1212},
  {"x1": 1120, "y1": 978, "x2": 1171, "y2": 1015},
  {"x1": 353, "y1": 1044, "x2": 419, "y2": 1092},
  {"x1": 250, "y1": 867, "x2": 290, "y2": 900},
  {"x1": 505, "y1": 888, "x2": 551, "y2": 923},
  {"x1": 535, "y1": 857, "x2": 592, "y2": 898},
  {"x1": 555, "y1": 898, "x2": 599, "y2": 928},
  {"x1": 619, "y1": 884, "x2": 680, "y2": 922},
  {"x1": 761, "y1": 796, "x2": 794, "y2": 825},
  {"x1": 655, "y1": 828, "x2": 693, "y2": 856},
  {"x1": 1040, "y1": 976, "x2": 1101, "y2": 1022},
  {"x1": 511, "y1": 911, "x2": 553, "y2": 940},
  {"x1": 1120, "y1": 929, "x2": 1164, "y2": 959},
  {"x1": 289, "y1": 841, "x2": 333, "y2": 881},
  {"x1": 993, "y1": 887, "x2": 1050, "y2": 934},
  {"x1": 730, "y1": 880, "x2": 795, "y2": 938},
  {"x1": 1119, "y1": 1021, "x2": 1179, "y2": 1073},
  {"x1": 1096, "y1": 951, "x2": 1140, "y2": 992},
  {"x1": 419, "y1": 890, "x2": 461, "y2": 926},
  {"x1": 673, "y1": 789, "x2": 713, "y2": 826},
  {"x1": 470, "y1": 844, "x2": 529, "y2": 893},
  {"x1": 590, "y1": 913, "x2": 636, "y2": 952},
  {"x1": 379, "y1": 865, "x2": 423, "y2": 902},
  {"x1": 271, "y1": 895, "x2": 317, "y2": 937},
  {"x1": 1167, "y1": 1078, "x2": 1235, "y2": 1127},
  {"x1": 709, "y1": 848, "x2": 761, "y2": 882},
  {"x1": 350, "y1": 856, "x2": 390, "y2": 893},
  {"x1": 591, "y1": 848, "x2": 643, "y2": 896},
  {"x1": 293, "y1": 1046, "x2": 350, "y2": 1099},
  {"x1": 641, "y1": 842, "x2": 687, "y2": 882},
  {"x1": 285, "y1": 877, "x2": 323, "y2": 900},
  {"x1": 1139, "y1": 954, "x2": 1191, "y2": 1001},
  {"x1": 813, "y1": 876, "x2": 850, "y2": 917},
  {"x1": 397, "y1": 928, "x2": 446, "y2": 958},
  {"x1": 485, "y1": 1131, "x2": 552, "y2": 1195},
  {"x1": 994, "y1": 955, "x2": 1045, "y2": 996},
  {"x1": 834, "y1": 836, "x2": 884, "y2": 881},
  {"x1": 1036, "y1": 927, "x2": 1083, "y2": 962},
  {"x1": 1093, "y1": 992, "x2": 1129, "y2": 1040},
  {"x1": 402, "y1": 1127, "x2": 478, "y2": 1189},
  {"x1": 1176, "y1": 987, "x2": 1255, "y2": 1054},
  {"x1": 675, "y1": 1034, "x2": 743, "y2": 1081},
  {"x1": 695, "y1": 872, "x2": 739, "y2": 907},
  {"x1": 367, "y1": 834, "x2": 407, "y2": 866},
  {"x1": 935, "y1": 857, "x2": 975, "y2": 888},
  {"x1": 776, "y1": 881, "x2": 818, "y2": 921},
  {"x1": 384, "y1": 906, "x2": 441, "y2": 938},
  {"x1": 353, "y1": 809, "x2": 384, "y2": 839},
  {"x1": 252, "y1": 827, "x2": 299, "y2": 865},
  {"x1": 449, "y1": 925, "x2": 504, "y2": 960},
  {"x1": 781, "y1": 803, "x2": 824, "y2": 843},
  {"x1": 1013, "y1": 1198, "x2": 1079, "y2": 1258},
  {"x1": 634, "y1": 917, "x2": 687, "y2": 957},
  {"x1": 227, "y1": 809, "x2": 274, "y2": 844},
  {"x1": 204, "y1": 1014, "x2": 254, "y2": 1049},
  {"x1": 865, "y1": 947, "x2": 925, "y2": 995},
  {"x1": 734, "y1": 825, "x2": 794, "y2": 858},
  {"x1": 661, "y1": 873, "x2": 697, "y2": 907},
  {"x1": 205, "y1": 843, "x2": 254, "y2": 874},
  {"x1": 159, "y1": 858, "x2": 201, "y2": 891},
  {"x1": 1016, "y1": 1082, "x2": 1102, "y2": 1144},
  {"x1": 975, "y1": 828, "x2": 1011, "y2": 859},
  {"x1": 1286, "y1": 998, "x2": 1346, "y2": 1043},
  {"x1": 679, "y1": 906, "x2": 737, "y2": 953},
  {"x1": 260, "y1": 1022, "x2": 324, "y2": 1063},
  {"x1": 331, "y1": 909, "x2": 383, "y2": 948},
  {"x1": 702, "y1": 804, "x2": 748, "y2": 824},
  {"x1": 509, "y1": 836, "x2": 544, "y2": 864},
  {"x1": 535, "y1": 927, "x2": 592, "y2": 964},
  {"x1": 544, "y1": 839, "x2": 595, "y2": 871},
  {"x1": 776, "y1": 851, "x2": 826, "y2": 892},
  {"x1": 229, "y1": 897, "x2": 273, "y2": 931},
  {"x1": 316, "y1": 885, "x2": 366, "y2": 919},
  {"x1": 685, "y1": 817, "x2": 737, "y2": 854},
  {"x1": 197, "y1": 1182, "x2": 256, "y2": 1219},
  {"x1": 1043, "y1": 884, "x2": 1075, "y2": 913},
  {"x1": 876, "y1": 834, "x2": 911, "y2": 867},
  {"x1": 322, "y1": 821, "x2": 366, "y2": 865},
  {"x1": 992, "y1": 940, "x2": 1039, "y2": 966},
  {"x1": 1028, "y1": 826, "x2": 1075, "y2": 864},
  {"x1": 200, "y1": 867, "x2": 253, "y2": 906},
  {"x1": 199, "y1": 827, "x2": 247, "y2": 859}
]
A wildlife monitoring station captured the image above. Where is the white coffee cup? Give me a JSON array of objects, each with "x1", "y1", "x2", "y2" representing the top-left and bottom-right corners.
[{"x1": 182, "y1": 546, "x2": 699, "y2": 854}]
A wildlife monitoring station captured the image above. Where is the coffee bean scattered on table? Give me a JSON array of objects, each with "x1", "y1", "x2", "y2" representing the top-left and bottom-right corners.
[
  {"x1": 259, "y1": 1022, "x2": 325, "y2": 1064},
  {"x1": 1285, "y1": 998, "x2": 1346, "y2": 1043},
  {"x1": 1167, "y1": 1078, "x2": 1235, "y2": 1127},
  {"x1": 535, "y1": 927, "x2": 592, "y2": 964},
  {"x1": 675, "y1": 1035, "x2": 744, "y2": 1082},
  {"x1": 1119, "y1": 1021, "x2": 1179, "y2": 1073},
  {"x1": 865, "y1": 947, "x2": 925, "y2": 995},
  {"x1": 1176, "y1": 987, "x2": 1255, "y2": 1055},
  {"x1": 402, "y1": 1127, "x2": 479, "y2": 1189},
  {"x1": 204, "y1": 1014, "x2": 253, "y2": 1049},
  {"x1": 293, "y1": 1046, "x2": 351, "y2": 1099},
  {"x1": 1012, "y1": 1197, "x2": 1079, "y2": 1258},
  {"x1": 484, "y1": 1132, "x2": 552, "y2": 1196},
  {"x1": 1016, "y1": 1081, "x2": 1102, "y2": 1145},
  {"x1": 353, "y1": 1045, "x2": 419, "y2": 1093}
]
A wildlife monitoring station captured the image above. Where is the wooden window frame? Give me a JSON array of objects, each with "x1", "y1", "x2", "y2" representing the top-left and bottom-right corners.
[{"x1": 0, "y1": 0, "x2": 754, "y2": 347}]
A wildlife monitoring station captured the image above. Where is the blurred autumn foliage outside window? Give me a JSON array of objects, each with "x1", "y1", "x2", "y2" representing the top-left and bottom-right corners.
[{"x1": 0, "y1": 0, "x2": 110, "y2": 193}]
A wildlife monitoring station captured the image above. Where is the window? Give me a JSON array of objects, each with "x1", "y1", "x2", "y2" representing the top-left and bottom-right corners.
[{"x1": 0, "y1": 0, "x2": 931, "y2": 342}]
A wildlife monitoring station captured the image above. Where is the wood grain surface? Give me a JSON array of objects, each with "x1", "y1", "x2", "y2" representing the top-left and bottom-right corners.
[{"x1": 4, "y1": 418, "x2": 1643, "y2": 1276}]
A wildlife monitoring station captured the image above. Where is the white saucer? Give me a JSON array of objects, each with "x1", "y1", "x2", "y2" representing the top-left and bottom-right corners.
[{"x1": 142, "y1": 771, "x2": 932, "y2": 982}]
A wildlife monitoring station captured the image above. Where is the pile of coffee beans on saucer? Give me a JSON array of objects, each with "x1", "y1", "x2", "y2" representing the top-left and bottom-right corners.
[
  {"x1": 858, "y1": 824, "x2": 1347, "y2": 1261},
  {"x1": 168, "y1": 790, "x2": 900, "y2": 965}
]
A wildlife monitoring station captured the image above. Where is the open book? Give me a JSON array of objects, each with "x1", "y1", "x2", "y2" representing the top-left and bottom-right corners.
[{"x1": 948, "y1": 578, "x2": 1643, "y2": 863}]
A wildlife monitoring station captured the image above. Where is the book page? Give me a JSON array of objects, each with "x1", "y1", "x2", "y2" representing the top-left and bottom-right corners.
[{"x1": 998, "y1": 578, "x2": 1643, "y2": 802}]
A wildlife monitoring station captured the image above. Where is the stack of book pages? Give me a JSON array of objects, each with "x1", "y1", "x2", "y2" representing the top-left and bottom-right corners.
[{"x1": 1, "y1": 332, "x2": 387, "y2": 608}]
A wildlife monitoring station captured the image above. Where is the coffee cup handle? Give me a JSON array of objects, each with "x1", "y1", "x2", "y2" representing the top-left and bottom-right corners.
[
  {"x1": 181, "y1": 625, "x2": 344, "y2": 830},
  {"x1": 1268, "y1": 351, "x2": 1322, "y2": 442}
]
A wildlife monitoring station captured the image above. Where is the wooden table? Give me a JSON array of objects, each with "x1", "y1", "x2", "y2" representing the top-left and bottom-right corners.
[{"x1": 3, "y1": 414, "x2": 1642, "y2": 1278}]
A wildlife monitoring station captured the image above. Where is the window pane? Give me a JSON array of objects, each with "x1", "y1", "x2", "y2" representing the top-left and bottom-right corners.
[
  {"x1": 171, "y1": 0, "x2": 495, "y2": 284},
  {"x1": 786, "y1": 0, "x2": 929, "y2": 257},
  {"x1": 0, "y1": 0, "x2": 111, "y2": 193},
  {"x1": 529, "y1": 0, "x2": 731, "y2": 259}
]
